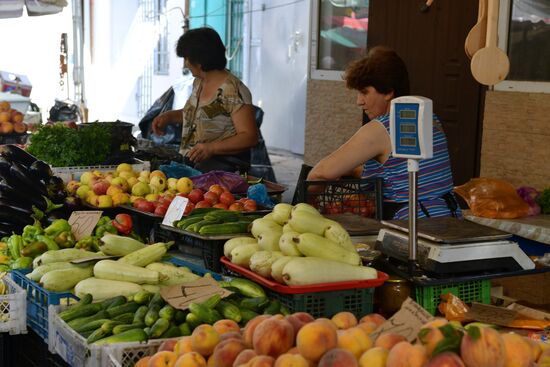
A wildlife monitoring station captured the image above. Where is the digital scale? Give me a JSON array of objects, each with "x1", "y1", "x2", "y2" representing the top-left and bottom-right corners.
[{"x1": 376, "y1": 96, "x2": 535, "y2": 276}]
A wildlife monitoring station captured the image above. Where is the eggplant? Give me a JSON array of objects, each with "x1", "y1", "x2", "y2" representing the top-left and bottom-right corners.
[
  {"x1": 0, "y1": 156, "x2": 11, "y2": 174},
  {"x1": 0, "y1": 204, "x2": 34, "y2": 225},
  {"x1": 0, "y1": 221, "x2": 24, "y2": 234},
  {"x1": 29, "y1": 160, "x2": 53, "y2": 181},
  {"x1": 0, "y1": 182, "x2": 47, "y2": 212},
  {"x1": 0, "y1": 191, "x2": 33, "y2": 211},
  {"x1": 0, "y1": 144, "x2": 37, "y2": 167},
  {"x1": 10, "y1": 161, "x2": 48, "y2": 196}
]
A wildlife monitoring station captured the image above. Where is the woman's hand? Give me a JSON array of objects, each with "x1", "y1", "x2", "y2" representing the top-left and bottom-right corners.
[
  {"x1": 187, "y1": 142, "x2": 214, "y2": 163},
  {"x1": 152, "y1": 113, "x2": 169, "y2": 135}
]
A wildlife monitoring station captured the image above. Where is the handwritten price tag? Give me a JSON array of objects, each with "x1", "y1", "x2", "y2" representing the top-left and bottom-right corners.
[
  {"x1": 68, "y1": 211, "x2": 103, "y2": 241},
  {"x1": 160, "y1": 277, "x2": 232, "y2": 310},
  {"x1": 162, "y1": 196, "x2": 189, "y2": 227},
  {"x1": 370, "y1": 298, "x2": 434, "y2": 342}
]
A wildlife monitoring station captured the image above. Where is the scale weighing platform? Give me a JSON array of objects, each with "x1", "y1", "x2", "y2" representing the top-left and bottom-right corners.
[{"x1": 375, "y1": 217, "x2": 536, "y2": 276}]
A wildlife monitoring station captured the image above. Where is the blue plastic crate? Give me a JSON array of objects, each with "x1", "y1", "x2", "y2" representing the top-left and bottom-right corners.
[
  {"x1": 11, "y1": 269, "x2": 79, "y2": 342},
  {"x1": 167, "y1": 256, "x2": 224, "y2": 281}
]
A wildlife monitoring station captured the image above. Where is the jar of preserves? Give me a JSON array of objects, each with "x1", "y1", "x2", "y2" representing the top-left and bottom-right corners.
[{"x1": 377, "y1": 275, "x2": 412, "y2": 318}]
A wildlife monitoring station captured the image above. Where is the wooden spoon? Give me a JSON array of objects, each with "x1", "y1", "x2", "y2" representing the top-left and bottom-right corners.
[
  {"x1": 470, "y1": 0, "x2": 510, "y2": 86},
  {"x1": 464, "y1": 0, "x2": 487, "y2": 59}
]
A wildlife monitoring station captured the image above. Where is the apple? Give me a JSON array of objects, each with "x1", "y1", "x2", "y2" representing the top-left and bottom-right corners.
[
  {"x1": 183, "y1": 202, "x2": 195, "y2": 215},
  {"x1": 195, "y1": 200, "x2": 211, "y2": 209},
  {"x1": 204, "y1": 191, "x2": 219, "y2": 205},
  {"x1": 188, "y1": 189, "x2": 204, "y2": 204},
  {"x1": 65, "y1": 180, "x2": 80, "y2": 195},
  {"x1": 135, "y1": 199, "x2": 155, "y2": 213},
  {"x1": 131, "y1": 181, "x2": 151, "y2": 196},
  {"x1": 150, "y1": 170, "x2": 167, "y2": 181},
  {"x1": 167, "y1": 178, "x2": 178, "y2": 191},
  {"x1": 76, "y1": 185, "x2": 90, "y2": 200},
  {"x1": 176, "y1": 177, "x2": 193, "y2": 194},
  {"x1": 92, "y1": 180, "x2": 110, "y2": 195},
  {"x1": 154, "y1": 204, "x2": 169, "y2": 217},
  {"x1": 116, "y1": 163, "x2": 133, "y2": 173},
  {"x1": 158, "y1": 339, "x2": 178, "y2": 352},
  {"x1": 97, "y1": 195, "x2": 113, "y2": 208},
  {"x1": 150, "y1": 175, "x2": 167, "y2": 191},
  {"x1": 111, "y1": 177, "x2": 129, "y2": 192},
  {"x1": 13, "y1": 122, "x2": 26, "y2": 133}
]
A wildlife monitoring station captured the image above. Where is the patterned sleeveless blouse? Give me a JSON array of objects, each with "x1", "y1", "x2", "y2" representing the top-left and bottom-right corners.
[
  {"x1": 179, "y1": 72, "x2": 252, "y2": 156},
  {"x1": 362, "y1": 113, "x2": 461, "y2": 219}
]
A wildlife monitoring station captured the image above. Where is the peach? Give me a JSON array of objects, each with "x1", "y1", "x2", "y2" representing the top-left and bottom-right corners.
[
  {"x1": 191, "y1": 324, "x2": 221, "y2": 357},
  {"x1": 337, "y1": 326, "x2": 373, "y2": 358},
  {"x1": 358, "y1": 346, "x2": 389, "y2": 367},
  {"x1": 331, "y1": 311, "x2": 358, "y2": 329},
  {"x1": 274, "y1": 353, "x2": 310, "y2": 367},
  {"x1": 157, "y1": 339, "x2": 178, "y2": 352},
  {"x1": 502, "y1": 333, "x2": 534, "y2": 367},
  {"x1": 214, "y1": 319, "x2": 241, "y2": 335},
  {"x1": 460, "y1": 326, "x2": 505, "y2": 367},
  {"x1": 233, "y1": 349, "x2": 258, "y2": 366},
  {"x1": 243, "y1": 315, "x2": 271, "y2": 348},
  {"x1": 417, "y1": 324, "x2": 447, "y2": 357},
  {"x1": 421, "y1": 317, "x2": 448, "y2": 329},
  {"x1": 148, "y1": 350, "x2": 177, "y2": 367},
  {"x1": 539, "y1": 348, "x2": 550, "y2": 366},
  {"x1": 424, "y1": 352, "x2": 465, "y2": 367},
  {"x1": 386, "y1": 341, "x2": 427, "y2": 367},
  {"x1": 174, "y1": 336, "x2": 194, "y2": 356},
  {"x1": 525, "y1": 337, "x2": 542, "y2": 361},
  {"x1": 209, "y1": 338, "x2": 247, "y2": 367},
  {"x1": 374, "y1": 332, "x2": 407, "y2": 350},
  {"x1": 285, "y1": 312, "x2": 315, "y2": 336},
  {"x1": 252, "y1": 316, "x2": 295, "y2": 358},
  {"x1": 318, "y1": 348, "x2": 358, "y2": 367},
  {"x1": 220, "y1": 331, "x2": 244, "y2": 342},
  {"x1": 174, "y1": 351, "x2": 207, "y2": 367},
  {"x1": 245, "y1": 355, "x2": 275, "y2": 367},
  {"x1": 356, "y1": 321, "x2": 378, "y2": 335},
  {"x1": 207, "y1": 355, "x2": 215, "y2": 367},
  {"x1": 359, "y1": 313, "x2": 386, "y2": 327},
  {"x1": 296, "y1": 320, "x2": 338, "y2": 362},
  {"x1": 135, "y1": 356, "x2": 151, "y2": 367}
]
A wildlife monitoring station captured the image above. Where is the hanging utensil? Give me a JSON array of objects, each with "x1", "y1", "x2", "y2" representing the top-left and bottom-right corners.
[
  {"x1": 464, "y1": 0, "x2": 487, "y2": 59},
  {"x1": 470, "y1": 0, "x2": 510, "y2": 86}
]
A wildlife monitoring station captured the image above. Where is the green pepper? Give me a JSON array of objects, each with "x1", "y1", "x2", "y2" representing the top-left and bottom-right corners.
[
  {"x1": 0, "y1": 264, "x2": 10, "y2": 272},
  {"x1": 44, "y1": 219, "x2": 72, "y2": 238},
  {"x1": 7, "y1": 234, "x2": 23, "y2": 260},
  {"x1": 94, "y1": 222, "x2": 117, "y2": 238},
  {"x1": 20, "y1": 241, "x2": 48, "y2": 258},
  {"x1": 75, "y1": 236, "x2": 100, "y2": 251},
  {"x1": 54, "y1": 231, "x2": 75, "y2": 248},
  {"x1": 11, "y1": 256, "x2": 33, "y2": 270},
  {"x1": 36, "y1": 234, "x2": 60, "y2": 251},
  {"x1": 22, "y1": 223, "x2": 44, "y2": 245}
]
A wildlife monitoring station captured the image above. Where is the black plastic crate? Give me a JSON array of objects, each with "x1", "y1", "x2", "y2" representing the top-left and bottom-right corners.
[
  {"x1": 292, "y1": 164, "x2": 383, "y2": 220},
  {"x1": 0, "y1": 132, "x2": 29, "y2": 145}
]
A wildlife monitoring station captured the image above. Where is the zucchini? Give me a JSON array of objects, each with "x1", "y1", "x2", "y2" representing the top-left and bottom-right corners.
[
  {"x1": 282, "y1": 257, "x2": 377, "y2": 285},
  {"x1": 216, "y1": 300, "x2": 242, "y2": 323},
  {"x1": 112, "y1": 323, "x2": 145, "y2": 335},
  {"x1": 93, "y1": 328, "x2": 148, "y2": 345},
  {"x1": 296, "y1": 233, "x2": 361, "y2": 266},
  {"x1": 106, "y1": 302, "x2": 140, "y2": 318},
  {"x1": 118, "y1": 242, "x2": 172, "y2": 267},
  {"x1": 133, "y1": 290, "x2": 152, "y2": 305},
  {"x1": 38, "y1": 248, "x2": 99, "y2": 266},
  {"x1": 225, "y1": 278, "x2": 266, "y2": 298},
  {"x1": 160, "y1": 324, "x2": 181, "y2": 339},
  {"x1": 145, "y1": 305, "x2": 161, "y2": 327},
  {"x1": 112, "y1": 313, "x2": 136, "y2": 324},
  {"x1": 240, "y1": 309, "x2": 259, "y2": 324},
  {"x1": 178, "y1": 322, "x2": 192, "y2": 336},
  {"x1": 68, "y1": 310, "x2": 108, "y2": 330},
  {"x1": 75, "y1": 278, "x2": 143, "y2": 302},
  {"x1": 74, "y1": 319, "x2": 111, "y2": 333},
  {"x1": 27, "y1": 261, "x2": 80, "y2": 282},
  {"x1": 188, "y1": 207, "x2": 222, "y2": 216},
  {"x1": 185, "y1": 312, "x2": 201, "y2": 329},
  {"x1": 78, "y1": 293, "x2": 93, "y2": 306},
  {"x1": 229, "y1": 243, "x2": 259, "y2": 267},
  {"x1": 141, "y1": 284, "x2": 161, "y2": 294},
  {"x1": 199, "y1": 222, "x2": 251, "y2": 235},
  {"x1": 60, "y1": 303, "x2": 103, "y2": 323},
  {"x1": 133, "y1": 305, "x2": 149, "y2": 324},
  {"x1": 94, "y1": 260, "x2": 165, "y2": 285},
  {"x1": 158, "y1": 304, "x2": 175, "y2": 321},
  {"x1": 149, "y1": 318, "x2": 170, "y2": 338},
  {"x1": 40, "y1": 266, "x2": 94, "y2": 292},
  {"x1": 99, "y1": 233, "x2": 146, "y2": 256},
  {"x1": 101, "y1": 295, "x2": 127, "y2": 310},
  {"x1": 223, "y1": 237, "x2": 257, "y2": 258},
  {"x1": 87, "y1": 328, "x2": 111, "y2": 344}
]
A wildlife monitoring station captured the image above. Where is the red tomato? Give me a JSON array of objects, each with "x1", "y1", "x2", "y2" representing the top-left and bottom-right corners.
[
  {"x1": 228, "y1": 202, "x2": 244, "y2": 212},
  {"x1": 195, "y1": 200, "x2": 212, "y2": 209},
  {"x1": 219, "y1": 192, "x2": 236, "y2": 206},
  {"x1": 213, "y1": 203, "x2": 228, "y2": 210},
  {"x1": 243, "y1": 199, "x2": 257, "y2": 212},
  {"x1": 208, "y1": 184, "x2": 225, "y2": 196},
  {"x1": 183, "y1": 201, "x2": 195, "y2": 215},
  {"x1": 203, "y1": 191, "x2": 219, "y2": 205},
  {"x1": 187, "y1": 189, "x2": 205, "y2": 204}
]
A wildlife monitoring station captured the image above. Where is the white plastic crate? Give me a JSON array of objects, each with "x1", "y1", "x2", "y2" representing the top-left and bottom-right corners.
[
  {"x1": 0, "y1": 275, "x2": 27, "y2": 335},
  {"x1": 51, "y1": 159, "x2": 151, "y2": 183},
  {"x1": 48, "y1": 305, "x2": 175, "y2": 367}
]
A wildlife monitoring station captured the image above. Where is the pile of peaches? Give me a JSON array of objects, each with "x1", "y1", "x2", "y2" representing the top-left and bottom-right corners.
[
  {"x1": 134, "y1": 311, "x2": 550, "y2": 367},
  {"x1": 0, "y1": 101, "x2": 27, "y2": 135}
]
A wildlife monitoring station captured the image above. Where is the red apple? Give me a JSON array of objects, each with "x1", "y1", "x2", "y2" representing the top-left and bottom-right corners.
[
  {"x1": 204, "y1": 191, "x2": 219, "y2": 205},
  {"x1": 92, "y1": 180, "x2": 110, "y2": 195},
  {"x1": 195, "y1": 200, "x2": 212, "y2": 209},
  {"x1": 187, "y1": 189, "x2": 204, "y2": 204}
]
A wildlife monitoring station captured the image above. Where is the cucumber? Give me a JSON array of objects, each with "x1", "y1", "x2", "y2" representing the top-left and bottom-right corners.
[
  {"x1": 240, "y1": 309, "x2": 259, "y2": 324},
  {"x1": 101, "y1": 295, "x2": 127, "y2": 310},
  {"x1": 77, "y1": 293, "x2": 93, "y2": 306},
  {"x1": 199, "y1": 222, "x2": 250, "y2": 235},
  {"x1": 148, "y1": 293, "x2": 165, "y2": 309},
  {"x1": 112, "y1": 323, "x2": 145, "y2": 335},
  {"x1": 87, "y1": 328, "x2": 111, "y2": 344},
  {"x1": 189, "y1": 302, "x2": 222, "y2": 324},
  {"x1": 263, "y1": 300, "x2": 281, "y2": 315},
  {"x1": 240, "y1": 297, "x2": 269, "y2": 313},
  {"x1": 149, "y1": 318, "x2": 170, "y2": 338},
  {"x1": 93, "y1": 328, "x2": 148, "y2": 345},
  {"x1": 200, "y1": 294, "x2": 222, "y2": 309},
  {"x1": 216, "y1": 300, "x2": 242, "y2": 323},
  {"x1": 158, "y1": 305, "x2": 175, "y2": 322},
  {"x1": 113, "y1": 313, "x2": 135, "y2": 324},
  {"x1": 101, "y1": 320, "x2": 122, "y2": 334},
  {"x1": 188, "y1": 207, "x2": 222, "y2": 216},
  {"x1": 133, "y1": 290, "x2": 152, "y2": 305},
  {"x1": 145, "y1": 305, "x2": 161, "y2": 327},
  {"x1": 186, "y1": 219, "x2": 222, "y2": 233},
  {"x1": 107, "y1": 302, "x2": 140, "y2": 318},
  {"x1": 225, "y1": 278, "x2": 266, "y2": 298},
  {"x1": 160, "y1": 324, "x2": 181, "y2": 338},
  {"x1": 133, "y1": 305, "x2": 149, "y2": 324},
  {"x1": 176, "y1": 216, "x2": 203, "y2": 229},
  {"x1": 68, "y1": 310, "x2": 108, "y2": 331},
  {"x1": 74, "y1": 319, "x2": 111, "y2": 333},
  {"x1": 174, "y1": 309, "x2": 188, "y2": 324},
  {"x1": 185, "y1": 312, "x2": 201, "y2": 329},
  {"x1": 59, "y1": 303, "x2": 103, "y2": 323},
  {"x1": 204, "y1": 210, "x2": 241, "y2": 223},
  {"x1": 178, "y1": 322, "x2": 192, "y2": 336}
]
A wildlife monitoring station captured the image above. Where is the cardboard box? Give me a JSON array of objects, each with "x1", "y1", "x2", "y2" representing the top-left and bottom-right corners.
[
  {"x1": 0, "y1": 92, "x2": 30, "y2": 113},
  {"x1": 0, "y1": 71, "x2": 32, "y2": 97}
]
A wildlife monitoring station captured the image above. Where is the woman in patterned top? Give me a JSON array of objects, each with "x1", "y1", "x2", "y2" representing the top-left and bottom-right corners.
[
  {"x1": 152, "y1": 27, "x2": 258, "y2": 173},
  {"x1": 307, "y1": 46, "x2": 460, "y2": 220}
]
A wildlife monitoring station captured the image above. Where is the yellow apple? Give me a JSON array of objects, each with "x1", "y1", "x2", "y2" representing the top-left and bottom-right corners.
[
  {"x1": 150, "y1": 170, "x2": 167, "y2": 181},
  {"x1": 167, "y1": 178, "x2": 178, "y2": 191},
  {"x1": 145, "y1": 193, "x2": 159, "y2": 202},
  {"x1": 139, "y1": 170, "x2": 150, "y2": 180},
  {"x1": 116, "y1": 163, "x2": 133, "y2": 173},
  {"x1": 138, "y1": 176, "x2": 149, "y2": 184},
  {"x1": 112, "y1": 192, "x2": 130, "y2": 206},
  {"x1": 111, "y1": 177, "x2": 129, "y2": 192},
  {"x1": 80, "y1": 171, "x2": 94, "y2": 185},
  {"x1": 106, "y1": 185, "x2": 124, "y2": 196},
  {"x1": 131, "y1": 181, "x2": 151, "y2": 196},
  {"x1": 118, "y1": 171, "x2": 135, "y2": 180},
  {"x1": 176, "y1": 177, "x2": 193, "y2": 194},
  {"x1": 76, "y1": 185, "x2": 90, "y2": 200},
  {"x1": 150, "y1": 175, "x2": 167, "y2": 191},
  {"x1": 97, "y1": 195, "x2": 113, "y2": 208},
  {"x1": 127, "y1": 176, "x2": 138, "y2": 188}
]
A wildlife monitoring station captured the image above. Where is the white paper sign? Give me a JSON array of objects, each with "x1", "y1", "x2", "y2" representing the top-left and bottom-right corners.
[
  {"x1": 162, "y1": 196, "x2": 189, "y2": 227},
  {"x1": 68, "y1": 211, "x2": 103, "y2": 241}
]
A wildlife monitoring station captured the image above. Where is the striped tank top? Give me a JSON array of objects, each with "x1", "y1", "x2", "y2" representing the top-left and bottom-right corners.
[{"x1": 362, "y1": 113, "x2": 461, "y2": 220}]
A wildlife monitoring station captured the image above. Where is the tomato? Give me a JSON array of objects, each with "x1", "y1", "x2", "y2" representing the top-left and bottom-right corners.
[
  {"x1": 188, "y1": 189, "x2": 205, "y2": 204},
  {"x1": 204, "y1": 191, "x2": 219, "y2": 205},
  {"x1": 208, "y1": 184, "x2": 225, "y2": 196},
  {"x1": 195, "y1": 200, "x2": 212, "y2": 209},
  {"x1": 183, "y1": 201, "x2": 195, "y2": 215},
  {"x1": 243, "y1": 199, "x2": 257, "y2": 212},
  {"x1": 213, "y1": 203, "x2": 228, "y2": 210},
  {"x1": 112, "y1": 214, "x2": 132, "y2": 235},
  {"x1": 219, "y1": 192, "x2": 236, "y2": 206},
  {"x1": 228, "y1": 202, "x2": 244, "y2": 212}
]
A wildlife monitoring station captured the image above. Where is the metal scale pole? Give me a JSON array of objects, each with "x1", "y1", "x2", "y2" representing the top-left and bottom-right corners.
[{"x1": 408, "y1": 160, "x2": 419, "y2": 275}]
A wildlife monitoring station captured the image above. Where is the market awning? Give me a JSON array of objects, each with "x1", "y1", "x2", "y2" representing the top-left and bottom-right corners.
[{"x1": 0, "y1": 0, "x2": 67, "y2": 18}]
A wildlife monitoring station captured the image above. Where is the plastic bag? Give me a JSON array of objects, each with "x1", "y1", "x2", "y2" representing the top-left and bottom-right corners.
[
  {"x1": 438, "y1": 293, "x2": 469, "y2": 322},
  {"x1": 516, "y1": 186, "x2": 541, "y2": 216},
  {"x1": 247, "y1": 184, "x2": 276, "y2": 208},
  {"x1": 159, "y1": 161, "x2": 202, "y2": 179},
  {"x1": 454, "y1": 178, "x2": 529, "y2": 219},
  {"x1": 190, "y1": 170, "x2": 249, "y2": 193}
]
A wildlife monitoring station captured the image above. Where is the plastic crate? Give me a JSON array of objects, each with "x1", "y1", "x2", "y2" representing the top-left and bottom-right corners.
[
  {"x1": 51, "y1": 159, "x2": 150, "y2": 183},
  {"x1": 0, "y1": 132, "x2": 30, "y2": 145},
  {"x1": 292, "y1": 164, "x2": 384, "y2": 220},
  {"x1": 11, "y1": 269, "x2": 78, "y2": 341},
  {"x1": 414, "y1": 279, "x2": 492, "y2": 315},
  {"x1": 0, "y1": 275, "x2": 27, "y2": 335}
]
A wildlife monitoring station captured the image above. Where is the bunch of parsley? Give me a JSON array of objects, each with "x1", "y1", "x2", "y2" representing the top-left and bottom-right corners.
[
  {"x1": 27, "y1": 123, "x2": 111, "y2": 167},
  {"x1": 537, "y1": 188, "x2": 550, "y2": 214}
]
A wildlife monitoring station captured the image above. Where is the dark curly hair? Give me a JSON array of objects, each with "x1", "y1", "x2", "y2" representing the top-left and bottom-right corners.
[
  {"x1": 344, "y1": 46, "x2": 409, "y2": 98},
  {"x1": 176, "y1": 27, "x2": 227, "y2": 71}
]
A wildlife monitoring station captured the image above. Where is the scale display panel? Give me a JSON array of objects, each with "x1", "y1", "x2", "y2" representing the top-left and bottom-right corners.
[{"x1": 390, "y1": 96, "x2": 433, "y2": 159}]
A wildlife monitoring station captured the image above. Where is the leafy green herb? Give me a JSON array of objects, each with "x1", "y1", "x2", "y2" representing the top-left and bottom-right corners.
[
  {"x1": 537, "y1": 188, "x2": 550, "y2": 214},
  {"x1": 27, "y1": 123, "x2": 111, "y2": 167}
]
